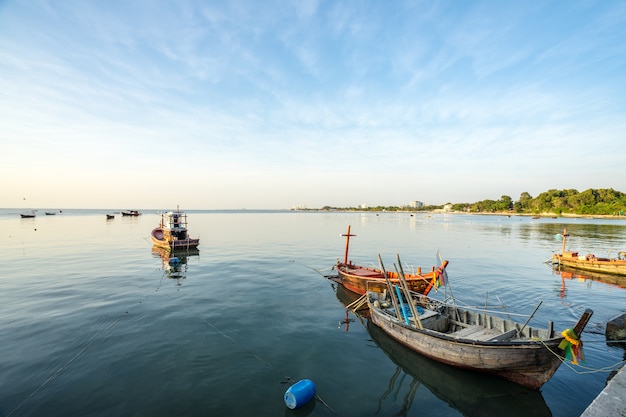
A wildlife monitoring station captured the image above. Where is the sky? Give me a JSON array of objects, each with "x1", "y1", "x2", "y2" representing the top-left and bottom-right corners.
[{"x1": 1, "y1": 1, "x2": 625, "y2": 210}]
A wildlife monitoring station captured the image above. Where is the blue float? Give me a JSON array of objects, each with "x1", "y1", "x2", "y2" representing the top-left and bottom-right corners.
[{"x1": 284, "y1": 379, "x2": 316, "y2": 409}]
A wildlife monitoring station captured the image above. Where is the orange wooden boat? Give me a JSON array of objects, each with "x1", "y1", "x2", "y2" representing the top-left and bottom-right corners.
[
  {"x1": 333, "y1": 226, "x2": 448, "y2": 295},
  {"x1": 552, "y1": 228, "x2": 626, "y2": 276}
]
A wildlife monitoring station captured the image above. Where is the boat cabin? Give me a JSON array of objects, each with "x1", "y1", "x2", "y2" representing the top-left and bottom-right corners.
[{"x1": 162, "y1": 211, "x2": 189, "y2": 240}]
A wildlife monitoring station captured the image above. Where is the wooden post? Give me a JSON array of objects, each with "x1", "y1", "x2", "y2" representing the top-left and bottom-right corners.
[
  {"x1": 560, "y1": 228, "x2": 569, "y2": 256},
  {"x1": 341, "y1": 225, "x2": 356, "y2": 265}
]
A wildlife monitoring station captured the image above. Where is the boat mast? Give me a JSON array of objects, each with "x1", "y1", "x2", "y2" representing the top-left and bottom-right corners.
[
  {"x1": 561, "y1": 228, "x2": 569, "y2": 255},
  {"x1": 342, "y1": 225, "x2": 356, "y2": 264}
]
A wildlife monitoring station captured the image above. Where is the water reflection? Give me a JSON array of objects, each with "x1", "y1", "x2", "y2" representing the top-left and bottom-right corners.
[
  {"x1": 553, "y1": 265, "x2": 626, "y2": 290},
  {"x1": 367, "y1": 320, "x2": 553, "y2": 417},
  {"x1": 333, "y1": 283, "x2": 369, "y2": 331},
  {"x1": 151, "y1": 245, "x2": 199, "y2": 283}
]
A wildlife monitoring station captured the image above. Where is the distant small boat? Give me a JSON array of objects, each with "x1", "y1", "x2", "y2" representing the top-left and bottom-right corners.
[
  {"x1": 151, "y1": 207, "x2": 200, "y2": 251},
  {"x1": 45, "y1": 212, "x2": 56, "y2": 215},
  {"x1": 332, "y1": 226, "x2": 448, "y2": 295},
  {"x1": 106, "y1": 214, "x2": 115, "y2": 220},
  {"x1": 551, "y1": 228, "x2": 626, "y2": 276},
  {"x1": 20, "y1": 213, "x2": 35, "y2": 218},
  {"x1": 121, "y1": 210, "x2": 141, "y2": 216}
]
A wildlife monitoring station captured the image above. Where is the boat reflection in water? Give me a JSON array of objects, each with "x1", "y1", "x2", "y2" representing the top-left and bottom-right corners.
[
  {"x1": 553, "y1": 265, "x2": 626, "y2": 290},
  {"x1": 151, "y1": 245, "x2": 199, "y2": 282},
  {"x1": 333, "y1": 283, "x2": 552, "y2": 417},
  {"x1": 366, "y1": 319, "x2": 552, "y2": 417}
]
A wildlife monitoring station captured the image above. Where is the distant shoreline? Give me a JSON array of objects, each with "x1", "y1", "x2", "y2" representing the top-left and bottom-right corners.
[{"x1": 297, "y1": 208, "x2": 626, "y2": 220}]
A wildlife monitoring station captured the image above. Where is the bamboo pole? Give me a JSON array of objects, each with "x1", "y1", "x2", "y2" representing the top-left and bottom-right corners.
[
  {"x1": 517, "y1": 300, "x2": 542, "y2": 337},
  {"x1": 378, "y1": 254, "x2": 402, "y2": 320},
  {"x1": 395, "y1": 254, "x2": 423, "y2": 329}
]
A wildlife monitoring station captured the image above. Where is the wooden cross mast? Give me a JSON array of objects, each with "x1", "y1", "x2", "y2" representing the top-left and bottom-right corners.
[{"x1": 342, "y1": 225, "x2": 356, "y2": 264}]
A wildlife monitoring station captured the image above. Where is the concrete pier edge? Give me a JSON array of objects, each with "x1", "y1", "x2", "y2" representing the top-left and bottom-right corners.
[{"x1": 580, "y1": 365, "x2": 626, "y2": 417}]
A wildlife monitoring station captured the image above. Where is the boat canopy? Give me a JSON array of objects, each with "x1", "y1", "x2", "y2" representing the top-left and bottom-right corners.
[{"x1": 163, "y1": 211, "x2": 187, "y2": 231}]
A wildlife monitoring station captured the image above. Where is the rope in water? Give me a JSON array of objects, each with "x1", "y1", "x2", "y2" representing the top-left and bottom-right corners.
[
  {"x1": 540, "y1": 340, "x2": 626, "y2": 374},
  {"x1": 7, "y1": 317, "x2": 123, "y2": 417},
  {"x1": 6, "y1": 267, "x2": 174, "y2": 417},
  {"x1": 197, "y1": 303, "x2": 342, "y2": 416}
]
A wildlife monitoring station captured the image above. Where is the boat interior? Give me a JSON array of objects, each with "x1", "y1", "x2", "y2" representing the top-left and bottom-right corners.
[{"x1": 370, "y1": 291, "x2": 553, "y2": 343}]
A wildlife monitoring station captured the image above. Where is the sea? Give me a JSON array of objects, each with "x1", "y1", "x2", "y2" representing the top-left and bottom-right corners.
[{"x1": 1, "y1": 208, "x2": 625, "y2": 417}]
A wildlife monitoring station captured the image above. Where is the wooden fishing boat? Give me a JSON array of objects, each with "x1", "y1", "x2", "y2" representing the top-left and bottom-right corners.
[
  {"x1": 151, "y1": 207, "x2": 200, "y2": 251},
  {"x1": 45, "y1": 212, "x2": 56, "y2": 215},
  {"x1": 121, "y1": 210, "x2": 141, "y2": 216},
  {"x1": 551, "y1": 228, "x2": 626, "y2": 276},
  {"x1": 106, "y1": 214, "x2": 115, "y2": 220},
  {"x1": 20, "y1": 213, "x2": 35, "y2": 218},
  {"x1": 367, "y1": 255, "x2": 593, "y2": 390},
  {"x1": 333, "y1": 226, "x2": 448, "y2": 295}
]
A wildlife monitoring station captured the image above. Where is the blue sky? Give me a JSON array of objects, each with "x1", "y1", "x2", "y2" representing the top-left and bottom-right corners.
[{"x1": 1, "y1": 1, "x2": 625, "y2": 209}]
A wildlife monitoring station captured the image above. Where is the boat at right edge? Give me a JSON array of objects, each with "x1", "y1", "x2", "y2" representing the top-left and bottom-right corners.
[{"x1": 551, "y1": 228, "x2": 626, "y2": 276}]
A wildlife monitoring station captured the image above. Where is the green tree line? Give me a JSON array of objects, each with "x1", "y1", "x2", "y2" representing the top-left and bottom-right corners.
[
  {"x1": 452, "y1": 188, "x2": 626, "y2": 215},
  {"x1": 317, "y1": 188, "x2": 626, "y2": 216}
]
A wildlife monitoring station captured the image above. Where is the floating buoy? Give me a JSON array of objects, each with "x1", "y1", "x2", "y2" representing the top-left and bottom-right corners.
[{"x1": 284, "y1": 379, "x2": 316, "y2": 409}]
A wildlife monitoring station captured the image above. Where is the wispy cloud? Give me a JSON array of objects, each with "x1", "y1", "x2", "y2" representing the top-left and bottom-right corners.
[{"x1": 1, "y1": 0, "x2": 625, "y2": 208}]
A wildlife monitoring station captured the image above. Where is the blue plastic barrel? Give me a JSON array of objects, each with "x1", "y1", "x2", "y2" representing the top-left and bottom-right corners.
[{"x1": 284, "y1": 379, "x2": 316, "y2": 409}]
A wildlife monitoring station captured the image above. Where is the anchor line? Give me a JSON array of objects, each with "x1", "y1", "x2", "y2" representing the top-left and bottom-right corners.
[
  {"x1": 540, "y1": 340, "x2": 626, "y2": 374},
  {"x1": 197, "y1": 314, "x2": 342, "y2": 416},
  {"x1": 6, "y1": 271, "x2": 176, "y2": 417}
]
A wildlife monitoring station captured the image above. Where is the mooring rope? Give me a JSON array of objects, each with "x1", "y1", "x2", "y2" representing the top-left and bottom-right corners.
[
  {"x1": 7, "y1": 316, "x2": 123, "y2": 417},
  {"x1": 7, "y1": 266, "x2": 183, "y2": 417},
  {"x1": 540, "y1": 340, "x2": 626, "y2": 374},
  {"x1": 9, "y1": 259, "x2": 345, "y2": 416},
  {"x1": 197, "y1": 313, "x2": 342, "y2": 416}
]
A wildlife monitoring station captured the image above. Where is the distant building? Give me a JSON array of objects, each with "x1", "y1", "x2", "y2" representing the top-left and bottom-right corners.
[
  {"x1": 359, "y1": 203, "x2": 368, "y2": 209},
  {"x1": 408, "y1": 201, "x2": 424, "y2": 209}
]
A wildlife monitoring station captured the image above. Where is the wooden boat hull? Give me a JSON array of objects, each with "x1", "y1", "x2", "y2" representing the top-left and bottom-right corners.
[
  {"x1": 368, "y1": 295, "x2": 593, "y2": 389},
  {"x1": 335, "y1": 262, "x2": 439, "y2": 295},
  {"x1": 552, "y1": 253, "x2": 626, "y2": 276},
  {"x1": 151, "y1": 227, "x2": 199, "y2": 250},
  {"x1": 20, "y1": 214, "x2": 35, "y2": 218},
  {"x1": 366, "y1": 320, "x2": 552, "y2": 417}
]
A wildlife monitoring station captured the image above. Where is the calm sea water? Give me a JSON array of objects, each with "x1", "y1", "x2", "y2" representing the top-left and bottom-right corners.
[{"x1": 1, "y1": 209, "x2": 625, "y2": 417}]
